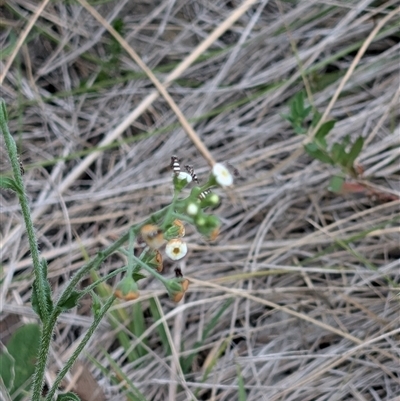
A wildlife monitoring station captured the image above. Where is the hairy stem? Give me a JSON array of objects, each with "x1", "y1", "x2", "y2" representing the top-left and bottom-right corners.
[
  {"x1": 45, "y1": 296, "x2": 116, "y2": 401},
  {"x1": 31, "y1": 313, "x2": 59, "y2": 401},
  {"x1": 0, "y1": 99, "x2": 49, "y2": 323}
]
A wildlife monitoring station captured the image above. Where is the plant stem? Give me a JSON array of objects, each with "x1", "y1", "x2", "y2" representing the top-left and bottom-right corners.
[
  {"x1": 55, "y1": 232, "x2": 130, "y2": 309},
  {"x1": 44, "y1": 295, "x2": 116, "y2": 401},
  {"x1": 30, "y1": 236, "x2": 129, "y2": 401},
  {"x1": 131, "y1": 253, "x2": 168, "y2": 285},
  {"x1": 31, "y1": 204, "x2": 170, "y2": 399},
  {"x1": 0, "y1": 99, "x2": 49, "y2": 323},
  {"x1": 31, "y1": 313, "x2": 59, "y2": 401},
  {"x1": 2, "y1": 99, "x2": 177, "y2": 400},
  {"x1": 55, "y1": 204, "x2": 169, "y2": 310},
  {"x1": 81, "y1": 266, "x2": 127, "y2": 295}
]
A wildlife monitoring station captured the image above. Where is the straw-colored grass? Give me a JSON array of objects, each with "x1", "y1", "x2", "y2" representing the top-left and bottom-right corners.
[{"x1": 1, "y1": 1, "x2": 399, "y2": 400}]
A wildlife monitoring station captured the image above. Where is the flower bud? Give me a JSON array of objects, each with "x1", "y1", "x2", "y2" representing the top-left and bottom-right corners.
[
  {"x1": 114, "y1": 277, "x2": 139, "y2": 301},
  {"x1": 142, "y1": 248, "x2": 163, "y2": 272},
  {"x1": 164, "y1": 219, "x2": 185, "y2": 240},
  {"x1": 208, "y1": 226, "x2": 220, "y2": 241},
  {"x1": 196, "y1": 215, "x2": 221, "y2": 239},
  {"x1": 199, "y1": 192, "x2": 220, "y2": 208},
  {"x1": 140, "y1": 224, "x2": 165, "y2": 249},
  {"x1": 173, "y1": 171, "x2": 192, "y2": 192},
  {"x1": 181, "y1": 278, "x2": 190, "y2": 292},
  {"x1": 172, "y1": 291, "x2": 185, "y2": 303},
  {"x1": 165, "y1": 278, "x2": 190, "y2": 302},
  {"x1": 195, "y1": 214, "x2": 206, "y2": 227}
]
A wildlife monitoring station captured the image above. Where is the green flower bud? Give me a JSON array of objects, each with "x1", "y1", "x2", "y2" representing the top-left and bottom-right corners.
[
  {"x1": 114, "y1": 276, "x2": 139, "y2": 300},
  {"x1": 195, "y1": 214, "x2": 206, "y2": 227},
  {"x1": 196, "y1": 215, "x2": 221, "y2": 239},
  {"x1": 173, "y1": 171, "x2": 192, "y2": 192},
  {"x1": 141, "y1": 248, "x2": 163, "y2": 272},
  {"x1": 165, "y1": 278, "x2": 190, "y2": 302},
  {"x1": 199, "y1": 192, "x2": 220, "y2": 208},
  {"x1": 164, "y1": 219, "x2": 185, "y2": 240}
]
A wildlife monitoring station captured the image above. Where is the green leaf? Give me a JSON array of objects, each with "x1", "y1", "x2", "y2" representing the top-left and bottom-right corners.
[
  {"x1": 330, "y1": 142, "x2": 346, "y2": 164},
  {"x1": 328, "y1": 176, "x2": 345, "y2": 193},
  {"x1": 181, "y1": 299, "x2": 233, "y2": 373},
  {"x1": 284, "y1": 92, "x2": 314, "y2": 134},
  {"x1": 131, "y1": 272, "x2": 146, "y2": 282},
  {"x1": 293, "y1": 92, "x2": 304, "y2": 117},
  {"x1": 293, "y1": 125, "x2": 306, "y2": 135},
  {"x1": 56, "y1": 392, "x2": 81, "y2": 401},
  {"x1": 31, "y1": 260, "x2": 53, "y2": 322},
  {"x1": 281, "y1": 113, "x2": 294, "y2": 125},
  {"x1": 31, "y1": 280, "x2": 52, "y2": 322},
  {"x1": 31, "y1": 281, "x2": 41, "y2": 319},
  {"x1": 0, "y1": 32, "x2": 17, "y2": 60},
  {"x1": 41, "y1": 259, "x2": 53, "y2": 301},
  {"x1": 0, "y1": 348, "x2": 14, "y2": 389},
  {"x1": 304, "y1": 143, "x2": 334, "y2": 164},
  {"x1": 311, "y1": 110, "x2": 322, "y2": 127},
  {"x1": 342, "y1": 134, "x2": 351, "y2": 148},
  {"x1": 314, "y1": 136, "x2": 327, "y2": 150},
  {"x1": 302, "y1": 105, "x2": 312, "y2": 119},
  {"x1": 91, "y1": 292, "x2": 102, "y2": 317},
  {"x1": 149, "y1": 297, "x2": 171, "y2": 355},
  {"x1": 130, "y1": 301, "x2": 148, "y2": 357},
  {"x1": 236, "y1": 364, "x2": 247, "y2": 401},
  {"x1": 102, "y1": 351, "x2": 147, "y2": 401},
  {"x1": 0, "y1": 324, "x2": 41, "y2": 401},
  {"x1": 112, "y1": 18, "x2": 125, "y2": 36},
  {"x1": 57, "y1": 290, "x2": 82, "y2": 312},
  {"x1": 291, "y1": 92, "x2": 312, "y2": 121},
  {"x1": 346, "y1": 136, "x2": 364, "y2": 168},
  {"x1": 0, "y1": 176, "x2": 19, "y2": 192},
  {"x1": 315, "y1": 120, "x2": 336, "y2": 144}
]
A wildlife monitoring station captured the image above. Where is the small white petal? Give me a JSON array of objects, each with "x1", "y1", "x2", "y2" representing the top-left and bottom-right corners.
[
  {"x1": 212, "y1": 163, "x2": 233, "y2": 187},
  {"x1": 177, "y1": 171, "x2": 192, "y2": 183},
  {"x1": 165, "y1": 239, "x2": 188, "y2": 260}
]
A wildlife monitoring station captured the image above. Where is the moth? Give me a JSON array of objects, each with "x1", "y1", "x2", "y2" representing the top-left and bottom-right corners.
[
  {"x1": 198, "y1": 188, "x2": 211, "y2": 200},
  {"x1": 170, "y1": 156, "x2": 181, "y2": 175},
  {"x1": 184, "y1": 165, "x2": 199, "y2": 183}
]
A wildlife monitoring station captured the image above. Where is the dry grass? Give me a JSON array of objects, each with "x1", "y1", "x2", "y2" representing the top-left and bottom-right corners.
[{"x1": 1, "y1": 1, "x2": 399, "y2": 400}]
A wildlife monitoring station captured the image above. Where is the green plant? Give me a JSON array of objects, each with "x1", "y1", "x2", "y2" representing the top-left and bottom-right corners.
[
  {"x1": 282, "y1": 91, "x2": 364, "y2": 192},
  {"x1": 0, "y1": 98, "x2": 234, "y2": 401},
  {"x1": 0, "y1": 324, "x2": 41, "y2": 401}
]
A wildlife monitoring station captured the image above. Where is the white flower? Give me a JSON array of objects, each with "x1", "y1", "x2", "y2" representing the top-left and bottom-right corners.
[
  {"x1": 177, "y1": 171, "x2": 192, "y2": 183},
  {"x1": 186, "y1": 202, "x2": 199, "y2": 216},
  {"x1": 165, "y1": 239, "x2": 188, "y2": 260},
  {"x1": 212, "y1": 163, "x2": 233, "y2": 187}
]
